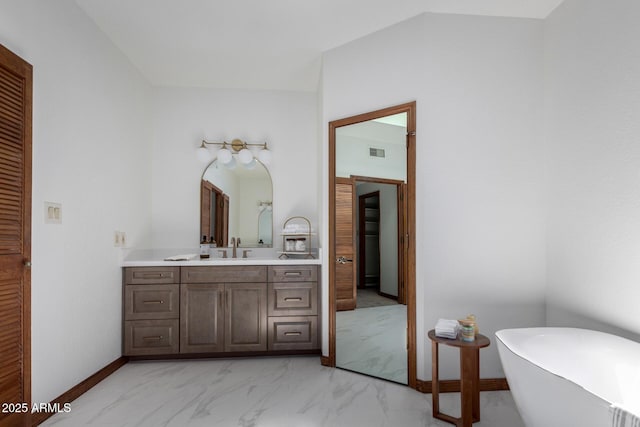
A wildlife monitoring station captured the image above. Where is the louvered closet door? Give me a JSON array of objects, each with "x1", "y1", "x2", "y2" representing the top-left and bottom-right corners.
[
  {"x1": 335, "y1": 177, "x2": 356, "y2": 311},
  {"x1": 0, "y1": 44, "x2": 32, "y2": 427}
]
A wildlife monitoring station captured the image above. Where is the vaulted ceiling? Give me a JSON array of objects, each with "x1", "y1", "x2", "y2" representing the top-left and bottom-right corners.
[{"x1": 76, "y1": 0, "x2": 565, "y2": 92}]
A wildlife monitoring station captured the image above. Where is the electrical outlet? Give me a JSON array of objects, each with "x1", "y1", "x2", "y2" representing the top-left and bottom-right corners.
[
  {"x1": 120, "y1": 231, "x2": 127, "y2": 247},
  {"x1": 114, "y1": 231, "x2": 121, "y2": 247}
]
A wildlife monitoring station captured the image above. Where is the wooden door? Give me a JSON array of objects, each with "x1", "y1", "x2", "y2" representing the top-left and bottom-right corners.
[
  {"x1": 335, "y1": 177, "x2": 356, "y2": 311},
  {"x1": 0, "y1": 44, "x2": 32, "y2": 427},
  {"x1": 200, "y1": 180, "x2": 213, "y2": 239},
  {"x1": 219, "y1": 194, "x2": 229, "y2": 247},
  {"x1": 225, "y1": 283, "x2": 267, "y2": 352},
  {"x1": 397, "y1": 183, "x2": 407, "y2": 305},
  {"x1": 180, "y1": 283, "x2": 225, "y2": 353},
  {"x1": 201, "y1": 180, "x2": 228, "y2": 247}
]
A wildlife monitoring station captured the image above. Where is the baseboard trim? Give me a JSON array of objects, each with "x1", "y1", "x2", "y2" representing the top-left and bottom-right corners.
[
  {"x1": 416, "y1": 378, "x2": 509, "y2": 394},
  {"x1": 320, "y1": 356, "x2": 332, "y2": 367},
  {"x1": 128, "y1": 349, "x2": 321, "y2": 361},
  {"x1": 31, "y1": 356, "x2": 128, "y2": 426}
]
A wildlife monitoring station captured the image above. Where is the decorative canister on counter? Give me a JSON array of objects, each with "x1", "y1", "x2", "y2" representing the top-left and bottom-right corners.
[
  {"x1": 461, "y1": 324, "x2": 475, "y2": 342},
  {"x1": 295, "y1": 238, "x2": 306, "y2": 251}
]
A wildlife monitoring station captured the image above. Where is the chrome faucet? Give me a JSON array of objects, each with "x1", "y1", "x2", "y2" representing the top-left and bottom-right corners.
[{"x1": 231, "y1": 237, "x2": 240, "y2": 258}]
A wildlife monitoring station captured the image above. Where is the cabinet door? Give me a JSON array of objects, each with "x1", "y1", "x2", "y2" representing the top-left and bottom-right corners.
[
  {"x1": 180, "y1": 283, "x2": 224, "y2": 353},
  {"x1": 225, "y1": 283, "x2": 267, "y2": 352}
]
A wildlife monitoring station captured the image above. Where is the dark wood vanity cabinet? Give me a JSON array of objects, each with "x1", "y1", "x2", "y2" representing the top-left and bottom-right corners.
[{"x1": 123, "y1": 264, "x2": 318, "y2": 357}]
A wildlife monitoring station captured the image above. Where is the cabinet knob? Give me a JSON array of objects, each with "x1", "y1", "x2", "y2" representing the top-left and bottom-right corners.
[{"x1": 24, "y1": 261, "x2": 32, "y2": 268}]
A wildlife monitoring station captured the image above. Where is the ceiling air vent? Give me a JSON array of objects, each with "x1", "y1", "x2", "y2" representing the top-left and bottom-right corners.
[{"x1": 369, "y1": 147, "x2": 385, "y2": 158}]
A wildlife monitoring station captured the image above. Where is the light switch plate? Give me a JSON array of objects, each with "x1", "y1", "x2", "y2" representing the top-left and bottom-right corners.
[{"x1": 44, "y1": 202, "x2": 62, "y2": 224}]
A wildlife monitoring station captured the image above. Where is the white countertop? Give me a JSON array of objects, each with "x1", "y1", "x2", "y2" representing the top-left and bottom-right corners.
[{"x1": 122, "y1": 248, "x2": 322, "y2": 267}]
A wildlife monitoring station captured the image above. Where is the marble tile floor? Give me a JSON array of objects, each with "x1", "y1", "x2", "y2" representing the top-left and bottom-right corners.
[
  {"x1": 336, "y1": 304, "x2": 407, "y2": 383},
  {"x1": 356, "y1": 288, "x2": 397, "y2": 309},
  {"x1": 42, "y1": 356, "x2": 525, "y2": 427}
]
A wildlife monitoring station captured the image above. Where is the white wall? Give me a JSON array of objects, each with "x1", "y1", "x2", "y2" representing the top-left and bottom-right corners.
[
  {"x1": 335, "y1": 121, "x2": 407, "y2": 180},
  {"x1": 0, "y1": 0, "x2": 152, "y2": 404},
  {"x1": 322, "y1": 13, "x2": 546, "y2": 380},
  {"x1": 544, "y1": 0, "x2": 640, "y2": 339},
  {"x1": 149, "y1": 87, "x2": 318, "y2": 250}
]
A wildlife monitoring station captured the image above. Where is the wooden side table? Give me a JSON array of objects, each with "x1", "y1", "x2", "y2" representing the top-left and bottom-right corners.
[{"x1": 428, "y1": 329, "x2": 490, "y2": 427}]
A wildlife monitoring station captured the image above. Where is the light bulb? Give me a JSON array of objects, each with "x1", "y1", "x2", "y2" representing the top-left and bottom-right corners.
[
  {"x1": 258, "y1": 147, "x2": 271, "y2": 165},
  {"x1": 217, "y1": 147, "x2": 232, "y2": 164},
  {"x1": 225, "y1": 156, "x2": 237, "y2": 170},
  {"x1": 244, "y1": 158, "x2": 257, "y2": 170},
  {"x1": 197, "y1": 145, "x2": 213, "y2": 163},
  {"x1": 238, "y1": 147, "x2": 253, "y2": 165}
]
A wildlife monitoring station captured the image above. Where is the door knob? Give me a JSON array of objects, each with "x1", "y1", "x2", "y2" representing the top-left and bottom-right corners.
[{"x1": 336, "y1": 256, "x2": 353, "y2": 264}]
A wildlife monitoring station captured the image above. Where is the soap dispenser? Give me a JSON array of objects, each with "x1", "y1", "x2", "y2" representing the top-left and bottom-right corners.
[{"x1": 199, "y1": 235, "x2": 210, "y2": 259}]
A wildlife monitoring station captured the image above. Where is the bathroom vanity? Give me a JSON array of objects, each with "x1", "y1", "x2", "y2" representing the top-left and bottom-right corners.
[{"x1": 122, "y1": 253, "x2": 321, "y2": 358}]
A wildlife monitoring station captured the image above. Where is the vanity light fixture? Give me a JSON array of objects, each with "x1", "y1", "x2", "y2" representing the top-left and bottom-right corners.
[{"x1": 197, "y1": 138, "x2": 271, "y2": 166}]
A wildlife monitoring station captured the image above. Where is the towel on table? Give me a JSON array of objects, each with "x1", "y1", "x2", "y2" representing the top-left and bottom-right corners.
[
  {"x1": 434, "y1": 318, "x2": 460, "y2": 339},
  {"x1": 611, "y1": 405, "x2": 640, "y2": 427}
]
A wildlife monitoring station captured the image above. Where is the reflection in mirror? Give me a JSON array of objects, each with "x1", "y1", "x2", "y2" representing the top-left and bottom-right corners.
[
  {"x1": 201, "y1": 159, "x2": 273, "y2": 247},
  {"x1": 335, "y1": 111, "x2": 408, "y2": 384},
  {"x1": 257, "y1": 203, "x2": 273, "y2": 246}
]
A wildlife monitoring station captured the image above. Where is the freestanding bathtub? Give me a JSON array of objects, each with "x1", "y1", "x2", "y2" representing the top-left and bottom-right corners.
[{"x1": 496, "y1": 327, "x2": 640, "y2": 427}]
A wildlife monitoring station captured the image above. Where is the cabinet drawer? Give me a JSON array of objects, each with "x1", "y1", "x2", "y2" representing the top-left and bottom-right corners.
[
  {"x1": 182, "y1": 266, "x2": 267, "y2": 283},
  {"x1": 267, "y1": 316, "x2": 318, "y2": 351},
  {"x1": 124, "y1": 284, "x2": 179, "y2": 320},
  {"x1": 125, "y1": 267, "x2": 180, "y2": 285},
  {"x1": 124, "y1": 319, "x2": 179, "y2": 355},
  {"x1": 268, "y1": 282, "x2": 317, "y2": 316},
  {"x1": 268, "y1": 265, "x2": 317, "y2": 282}
]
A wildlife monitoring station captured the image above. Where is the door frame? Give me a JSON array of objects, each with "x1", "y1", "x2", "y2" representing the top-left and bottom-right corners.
[
  {"x1": 328, "y1": 101, "x2": 417, "y2": 389},
  {"x1": 353, "y1": 176, "x2": 406, "y2": 302}
]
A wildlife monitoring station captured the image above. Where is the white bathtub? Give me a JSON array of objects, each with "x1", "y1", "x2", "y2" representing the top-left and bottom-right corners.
[{"x1": 496, "y1": 327, "x2": 640, "y2": 427}]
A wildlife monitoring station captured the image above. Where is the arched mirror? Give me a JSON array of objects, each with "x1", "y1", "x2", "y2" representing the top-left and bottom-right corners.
[{"x1": 200, "y1": 159, "x2": 273, "y2": 247}]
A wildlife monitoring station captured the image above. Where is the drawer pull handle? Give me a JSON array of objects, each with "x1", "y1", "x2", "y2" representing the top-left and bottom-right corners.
[
  {"x1": 284, "y1": 271, "x2": 302, "y2": 276},
  {"x1": 140, "y1": 273, "x2": 165, "y2": 279},
  {"x1": 284, "y1": 297, "x2": 303, "y2": 302},
  {"x1": 143, "y1": 335, "x2": 163, "y2": 341},
  {"x1": 284, "y1": 331, "x2": 302, "y2": 336},
  {"x1": 143, "y1": 300, "x2": 164, "y2": 304}
]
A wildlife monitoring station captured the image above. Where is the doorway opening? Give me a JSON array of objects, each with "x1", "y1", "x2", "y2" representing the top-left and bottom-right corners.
[{"x1": 328, "y1": 101, "x2": 416, "y2": 388}]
